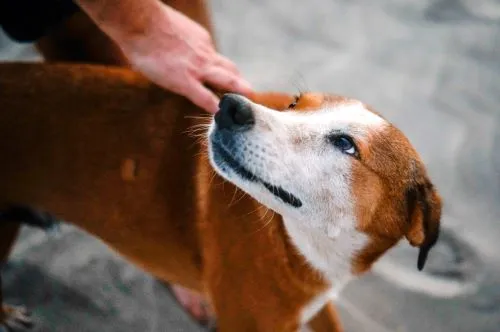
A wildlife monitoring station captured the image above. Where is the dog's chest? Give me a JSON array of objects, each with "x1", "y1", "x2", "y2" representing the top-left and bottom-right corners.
[
  {"x1": 282, "y1": 218, "x2": 369, "y2": 323},
  {"x1": 283, "y1": 218, "x2": 368, "y2": 280}
]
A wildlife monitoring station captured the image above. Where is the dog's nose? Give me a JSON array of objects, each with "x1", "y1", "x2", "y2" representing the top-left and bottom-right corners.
[{"x1": 215, "y1": 94, "x2": 255, "y2": 131}]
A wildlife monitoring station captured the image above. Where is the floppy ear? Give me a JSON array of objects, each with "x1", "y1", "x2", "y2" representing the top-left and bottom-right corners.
[{"x1": 405, "y1": 181, "x2": 442, "y2": 271}]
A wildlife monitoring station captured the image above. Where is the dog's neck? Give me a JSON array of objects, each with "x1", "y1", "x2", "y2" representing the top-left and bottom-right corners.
[{"x1": 282, "y1": 216, "x2": 369, "y2": 289}]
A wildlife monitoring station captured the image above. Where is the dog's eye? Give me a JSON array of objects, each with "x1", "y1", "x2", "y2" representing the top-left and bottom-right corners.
[
  {"x1": 329, "y1": 134, "x2": 357, "y2": 156},
  {"x1": 288, "y1": 94, "x2": 301, "y2": 109}
]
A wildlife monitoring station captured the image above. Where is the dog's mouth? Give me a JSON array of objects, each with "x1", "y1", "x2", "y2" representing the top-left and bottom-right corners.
[{"x1": 210, "y1": 138, "x2": 302, "y2": 208}]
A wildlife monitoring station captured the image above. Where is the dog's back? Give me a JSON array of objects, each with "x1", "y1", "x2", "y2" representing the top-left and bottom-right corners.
[{"x1": 0, "y1": 63, "x2": 205, "y2": 290}]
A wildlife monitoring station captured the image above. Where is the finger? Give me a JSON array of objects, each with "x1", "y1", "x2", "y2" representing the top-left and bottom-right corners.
[
  {"x1": 202, "y1": 66, "x2": 253, "y2": 97},
  {"x1": 182, "y1": 80, "x2": 220, "y2": 114},
  {"x1": 212, "y1": 54, "x2": 240, "y2": 75}
]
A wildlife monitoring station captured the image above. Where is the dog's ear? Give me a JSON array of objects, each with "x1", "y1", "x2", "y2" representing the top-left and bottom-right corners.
[{"x1": 404, "y1": 179, "x2": 442, "y2": 271}]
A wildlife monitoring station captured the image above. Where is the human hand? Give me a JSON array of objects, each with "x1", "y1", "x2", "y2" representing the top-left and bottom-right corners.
[{"x1": 114, "y1": 4, "x2": 253, "y2": 113}]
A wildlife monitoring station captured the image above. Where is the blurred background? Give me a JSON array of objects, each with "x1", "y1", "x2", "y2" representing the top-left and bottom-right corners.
[{"x1": 2, "y1": 0, "x2": 500, "y2": 331}]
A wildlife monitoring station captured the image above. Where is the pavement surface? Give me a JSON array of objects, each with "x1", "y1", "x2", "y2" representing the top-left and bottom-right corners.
[{"x1": 2, "y1": 0, "x2": 500, "y2": 331}]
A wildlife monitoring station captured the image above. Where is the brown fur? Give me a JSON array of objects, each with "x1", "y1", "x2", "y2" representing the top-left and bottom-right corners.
[{"x1": 0, "y1": 1, "x2": 441, "y2": 331}]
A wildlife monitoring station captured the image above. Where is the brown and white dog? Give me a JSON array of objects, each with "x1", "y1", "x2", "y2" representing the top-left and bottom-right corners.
[
  {"x1": 207, "y1": 92, "x2": 442, "y2": 327},
  {"x1": 0, "y1": 1, "x2": 442, "y2": 332},
  {"x1": 0, "y1": 63, "x2": 441, "y2": 331}
]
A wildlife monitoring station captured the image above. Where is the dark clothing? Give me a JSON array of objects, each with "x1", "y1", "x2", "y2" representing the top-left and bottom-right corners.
[{"x1": 0, "y1": 0, "x2": 79, "y2": 43}]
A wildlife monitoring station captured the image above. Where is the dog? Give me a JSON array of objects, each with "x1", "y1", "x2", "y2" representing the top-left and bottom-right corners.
[
  {"x1": 0, "y1": 62, "x2": 441, "y2": 331},
  {"x1": 0, "y1": 1, "x2": 442, "y2": 331}
]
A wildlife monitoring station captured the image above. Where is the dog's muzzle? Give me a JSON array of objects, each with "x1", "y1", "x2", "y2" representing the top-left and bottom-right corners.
[{"x1": 210, "y1": 94, "x2": 303, "y2": 209}]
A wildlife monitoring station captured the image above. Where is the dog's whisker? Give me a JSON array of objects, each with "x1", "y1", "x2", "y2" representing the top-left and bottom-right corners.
[
  {"x1": 188, "y1": 136, "x2": 205, "y2": 143},
  {"x1": 185, "y1": 135, "x2": 207, "y2": 142},
  {"x1": 185, "y1": 122, "x2": 211, "y2": 129},
  {"x1": 185, "y1": 135, "x2": 208, "y2": 143},
  {"x1": 186, "y1": 133, "x2": 207, "y2": 139},
  {"x1": 187, "y1": 123, "x2": 211, "y2": 129},
  {"x1": 193, "y1": 152, "x2": 206, "y2": 159},
  {"x1": 187, "y1": 121, "x2": 211, "y2": 125},
  {"x1": 185, "y1": 114, "x2": 213, "y2": 119},
  {"x1": 185, "y1": 127, "x2": 210, "y2": 134},
  {"x1": 250, "y1": 209, "x2": 276, "y2": 236},
  {"x1": 193, "y1": 132, "x2": 209, "y2": 139},
  {"x1": 192, "y1": 138, "x2": 208, "y2": 147},
  {"x1": 235, "y1": 204, "x2": 265, "y2": 221},
  {"x1": 208, "y1": 170, "x2": 219, "y2": 187},
  {"x1": 228, "y1": 186, "x2": 240, "y2": 207},
  {"x1": 187, "y1": 139, "x2": 208, "y2": 150},
  {"x1": 233, "y1": 207, "x2": 259, "y2": 222},
  {"x1": 184, "y1": 127, "x2": 210, "y2": 136},
  {"x1": 261, "y1": 207, "x2": 271, "y2": 221},
  {"x1": 230, "y1": 189, "x2": 248, "y2": 206},
  {"x1": 184, "y1": 116, "x2": 213, "y2": 124},
  {"x1": 194, "y1": 148, "x2": 209, "y2": 156}
]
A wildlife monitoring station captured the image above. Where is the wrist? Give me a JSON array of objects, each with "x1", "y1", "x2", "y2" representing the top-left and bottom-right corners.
[{"x1": 76, "y1": 0, "x2": 170, "y2": 46}]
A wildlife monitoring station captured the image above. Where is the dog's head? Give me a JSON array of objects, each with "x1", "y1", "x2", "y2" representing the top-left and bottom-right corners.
[{"x1": 207, "y1": 92, "x2": 441, "y2": 274}]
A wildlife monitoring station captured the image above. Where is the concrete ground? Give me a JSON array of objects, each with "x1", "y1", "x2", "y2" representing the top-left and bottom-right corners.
[{"x1": 2, "y1": 0, "x2": 500, "y2": 331}]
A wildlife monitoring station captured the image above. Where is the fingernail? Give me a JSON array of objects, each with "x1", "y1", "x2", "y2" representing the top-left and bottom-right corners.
[
  {"x1": 238, "y1": 80, "x2": 253, "y2": 95},
  {"x1": 209, "y1": 98, "x2": 219, "y2": 113}
]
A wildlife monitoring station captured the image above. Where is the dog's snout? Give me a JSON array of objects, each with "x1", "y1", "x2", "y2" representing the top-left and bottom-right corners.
[{"x1": 215, "y1": 94, "x2": 254, "y2": 131}]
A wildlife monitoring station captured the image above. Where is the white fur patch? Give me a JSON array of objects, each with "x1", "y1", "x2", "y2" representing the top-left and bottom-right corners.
[{"x1": 283, "y1": 217, "x2": 369, "y2": 324}]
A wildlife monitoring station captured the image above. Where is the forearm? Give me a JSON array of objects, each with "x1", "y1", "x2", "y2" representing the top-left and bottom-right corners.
[{"x1": 74, "y1": 0, "x2": 169, "y2": 42}]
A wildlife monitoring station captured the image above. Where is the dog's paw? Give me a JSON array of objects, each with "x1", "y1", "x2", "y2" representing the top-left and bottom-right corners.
[{"x1": 1, "y1": 305, "x2": 33, "y2": 331}]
